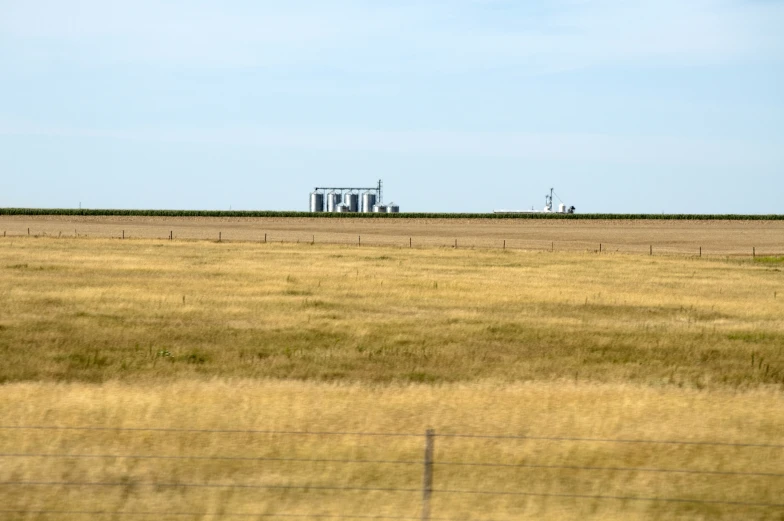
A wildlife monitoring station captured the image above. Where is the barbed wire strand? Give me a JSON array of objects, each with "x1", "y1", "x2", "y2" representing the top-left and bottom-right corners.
[
  {"x1": 2, "y1": 482, "x2": 782, "y2": 508},
  {"x1": 0, "y1": 481, "x2": 420, "y2": 494},
  {"x1": 1, "y1": 453, "x2": 781, "y2": 478},
  {"x1": 0, "y1": 426, "x2": 419, "y2": 438},
  {"x1": 0, "y1": 512, "x2": 436, "y2": 520},
  {"x1": 434, "y1": 488, "x2": 784, "y2": 508},
  {"x1": 436, "y1": 433, "x2": 784, "y2": 448},
  {"x1": 435, "y1": 460, "x2": 784, "y2": 478},
  {"x1": 1, "y1": 425, "x2": 781, "y2": 448}
]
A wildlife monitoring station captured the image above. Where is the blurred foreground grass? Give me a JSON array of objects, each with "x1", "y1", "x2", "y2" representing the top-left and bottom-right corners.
[{"x1": 1, "y1": 380, "x2": 783, "y2": 521}]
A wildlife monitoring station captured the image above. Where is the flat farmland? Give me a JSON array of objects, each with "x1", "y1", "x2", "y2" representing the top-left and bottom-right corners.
[
  {"x1": 1, "y1": 236, "x2": 783, "y2": 520},
  {"x1": 2, "y1": 215, "x2": 784, "y2": 255}
]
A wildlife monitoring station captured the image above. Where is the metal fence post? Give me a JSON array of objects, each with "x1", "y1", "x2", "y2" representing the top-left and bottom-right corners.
[{"x1": 422, "y1": 429, "x2": 435, "y2": 521}]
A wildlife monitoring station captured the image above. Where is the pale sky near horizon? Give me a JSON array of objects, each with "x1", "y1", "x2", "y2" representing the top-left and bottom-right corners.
[{"x1": 1, "y1": 1, "x2": 783, "y2": 213}]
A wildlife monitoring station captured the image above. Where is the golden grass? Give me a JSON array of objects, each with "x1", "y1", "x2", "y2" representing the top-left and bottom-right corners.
[
  {"x1": 1, "y1": 237, "x2": 783, "y2": 519},
  {"x1": 1, "y1": 380, "x2": 783, "y2": 520},
  {"x1": 0, "y1": 237, "x2": 782, "y2": 386}
]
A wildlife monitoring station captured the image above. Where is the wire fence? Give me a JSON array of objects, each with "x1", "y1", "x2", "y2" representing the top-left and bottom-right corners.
[
  {"x1": 1, "y1": 226, "x2": 782, "y2": 259},
  {"x1": 1, "y1": 425, "x2": 782, "y2": 520}
]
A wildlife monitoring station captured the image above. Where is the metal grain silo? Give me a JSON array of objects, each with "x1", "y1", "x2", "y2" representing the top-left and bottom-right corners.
[
  {"x1": 326, "y1": 192, "x2": 342, "y2": 212},
  {"x1": 344, "y1": 193, "x2": 359, "y2": 212},
  {"x1": 361, "y1": 192, "x2": 376, "y2": 213},
  {"x1": 336, "y1": 204, "x2": 350, "y2": 213},
  {"x1": 310, "y1": 192, "x2": 324, "y2": 212},
  {"x1": 372, "y1": 204, "x2": 387, "y2": 213},
  {"x1": 386, "y1": 204, "x2": 400, "y2": 213}
]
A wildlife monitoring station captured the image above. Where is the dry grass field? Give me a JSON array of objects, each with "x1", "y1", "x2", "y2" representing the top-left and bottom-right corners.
[
  {"x1": 3, "y1": 215, "x2": 784, "y2": 256},
  {"x1": 2, "y1": 381, "x2": 783, "y2": 521},
  {"x1": 1, "y1": 234, "x2": 783, "y2": 520}
]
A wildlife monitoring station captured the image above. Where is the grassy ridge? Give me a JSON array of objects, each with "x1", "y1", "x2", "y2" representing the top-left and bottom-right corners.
[{"x1": 1, "y1": 207, "x2": 783, "y2": 219}]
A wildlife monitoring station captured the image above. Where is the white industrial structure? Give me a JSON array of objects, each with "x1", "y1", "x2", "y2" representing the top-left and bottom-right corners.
[
  {"x1": 494, "y1": 188, "x2": 575, "y2": 214},
  {"x1": 310, "y1": 180, "x2": 401, "y2": 213}
]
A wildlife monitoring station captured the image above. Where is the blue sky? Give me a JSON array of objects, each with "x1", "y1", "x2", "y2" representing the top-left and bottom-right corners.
[{"x1": 1, "y1": 0, "x2": 782, "y2": 213}]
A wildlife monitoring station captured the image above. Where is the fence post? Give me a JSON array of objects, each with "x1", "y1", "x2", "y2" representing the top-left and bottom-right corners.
[
  {"x1": 699, "y1": 246, "x2": 701, "y2": 258},
  {"x1": 122, "y1": 230, "x2": 125, "y2": 240},
  {"x1": 170, "y1": 231, "x2": 173, "y2": 241},
  {"x1": 264, "y1": 233, "x2": 267, "y2": 243},
  {"x1": 503, "y1": 240, "x2": 506, "y2": 250},
  {"x1": 454, "y1": 239, "x2": 457, "y2": 249},
  {"x1": 358, "y1": 235, "x2": 361, "y2": 246},
  {"x1": 28, "y1": 228, "x2": 30, "y2": 236},
  {"x1": 599, "y1": 243, "x2": 602, "y2": 253},
  {"x1": 753, "y1": 247, "x2": 756, "y2": 259},
  {"x1": 650, "y1": 245, "x2": 652, "y2": 256},
  {"x1": 421, "y1": 429, "x2": 435, "y2": 521},
  {"x1": 219, "y1": 232, "x2": 222, "y2": 242},
  {"x1": 312, "y1": 235, "x2": 315, "y2": 245},
  {"x1": 410, "y1": 237, "x2": 412, "y2": 248}
]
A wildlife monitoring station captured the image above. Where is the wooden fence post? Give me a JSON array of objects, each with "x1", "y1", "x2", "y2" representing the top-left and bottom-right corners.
[
  {"x1": 699, "y1": 247, "x2": 702, "y2": 257},
  {"x1": 503, "y1": 240, "x2": 506, "y2": 250},
  {"x1": 599, "y1": 243, "x2": 602, "y2": 253},
  {"x1": 264, "y1": 233, "x2": 267, "y2": 243},
  {"x1": 410, "y1": 237, "x2": 412, "y2": 248},
  {"x1": 753, "y1": 247, "x2": 756, "y2": 259},
  {"x1": 421, "y1": 429, "x2": 435, "y2": 521},
  {"x1": 650, "y1": 245, "x2": 653, "y2": 256},
  {"x1": 358, "y1": 235, "x2": 361, "y2": 246},
  {"x1": 219, "y1": 232, "x2": 222, "y2": 242},
  {"x1": 454, "y1": 239, "x2": 457, "y2": 248}
]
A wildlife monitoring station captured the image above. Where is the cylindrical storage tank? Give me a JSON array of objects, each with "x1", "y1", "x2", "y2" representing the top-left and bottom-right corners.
[
  {"x1": 361, "y1": 192, "x2": 376, "y2": 213},
  {"x1": 326, "y1": 192, "x2": 342, "y2": 212},
  {"x1": 387, "y1": 204, "x2": 400, "y2": 213},
  {"x1": 558, "y1": 203, "x2": 566, "y2": 214},
  {"x1": 372, "y1": 204, "x2": 387, "y2": 213},
  {"x1": 336, "y1": 204, "x2": 350, "y2": 213},
  {"x1": 310, "y1": 192, "x2": 324, "y2": 212},
  {"x1": 344, "y1": 193, "x2": 359, "y2": 212}
]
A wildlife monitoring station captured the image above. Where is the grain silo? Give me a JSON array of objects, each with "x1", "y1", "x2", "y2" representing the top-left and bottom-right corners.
[
  {"x1": 344, "y1": 193, "x2": 359, "y2": 212},
  {"x1": 326, "y1": 192, "x2": 342, "y2": 213},
  {"x1": 309, "y1": 192, "x2": 324, "y2": 212},
  {"x1": 361, "y1": 192, "x2": 376, "y2": 213}
]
